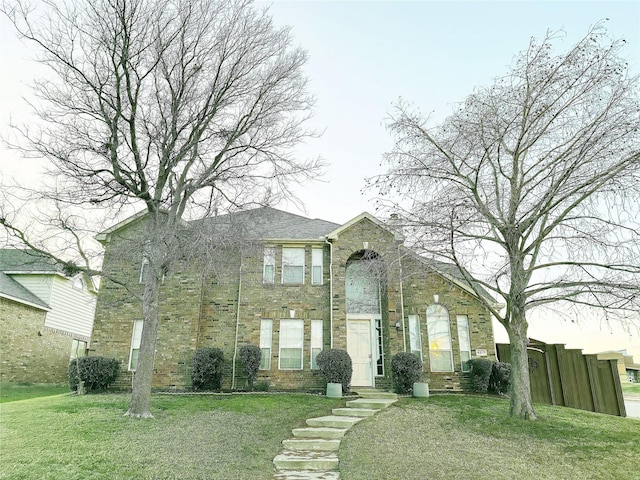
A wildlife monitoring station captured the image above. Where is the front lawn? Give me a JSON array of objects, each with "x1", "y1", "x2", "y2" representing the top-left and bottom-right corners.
[
  {"x1": 0, "y1": 383, "x2": 69, "y2": 403},
  {"x1": 340, "y1": 395, "x2": 640, "y2": 480},
  {"x1": 0, "y1": 392, "x2": 343, "y2": 480}
]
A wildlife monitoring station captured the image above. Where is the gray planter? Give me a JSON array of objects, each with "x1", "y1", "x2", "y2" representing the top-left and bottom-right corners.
[
  {"x1": 326, "y1": 382, "x2": 342, "y2": 398},
  {"x1": 413, "y1": 382, "x2": 429, "y2": 398}
]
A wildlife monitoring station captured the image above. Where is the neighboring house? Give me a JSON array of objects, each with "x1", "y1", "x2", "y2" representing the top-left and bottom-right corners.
[
  {"x1": 0, "y1": 250, "x2": 97, "y2": 383},
  {"x1": 597, "y1": 351, "x2": 640, "y2": 384},
  {"x1": 90, "y1": 208, "x2": 498, "y2": 391}
]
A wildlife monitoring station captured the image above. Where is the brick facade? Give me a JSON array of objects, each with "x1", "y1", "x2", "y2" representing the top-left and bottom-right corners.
[
  {"x1": 90, "y1": 210, "x2": 496, "y2": 391},
  {"x1": 0, "y1": 298, "x2": 72, "y2": 383}
]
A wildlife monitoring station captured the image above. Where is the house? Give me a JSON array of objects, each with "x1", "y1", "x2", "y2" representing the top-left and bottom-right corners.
[
  {"x1": 0, "y1": 249, "x2": 97, "y2": 383},
  {"x1": 597, "y1": 351, "x2": 640, "y2": 384},
  {"x1": 90, "y1": 208, "x2": 498, "y2": 391}
]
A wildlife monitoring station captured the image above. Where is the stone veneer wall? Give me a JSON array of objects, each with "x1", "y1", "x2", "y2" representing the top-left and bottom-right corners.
[{"x1": 0, "y1": 297, "x2": 72, "y2": 383}]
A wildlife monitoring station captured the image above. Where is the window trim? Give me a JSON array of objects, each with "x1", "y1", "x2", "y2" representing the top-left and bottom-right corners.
[
  {"x1": 278, "y1": 319, "x2": 304, "y2": 370},
  {"x1": 282, "y1": 247, "x2": 305, "y2": 285},
  {"x1": 259, "y1": 319, "x2": 273, "y2": 370},
  {"x1": 408, "y1": 314, "x2": 423, "y2": 362},
  {"x1": 263, "y1": 247, "x2": 276, "y2": 285},
  {"x1": 139, "y1": 257, "x2": 149, "y2": 284},
  {"x1": 128, "y1": 319, "x2": 144, "y2": 371},
  {"x1": 457, "y1": 315, "x2": 472, "y2": 372},
  {"x1": 311, "y1": 247, "x2": 323, "y2": 285},
  {"x1": 310, "y1": 319, "x2": 323, "y2": 369}
]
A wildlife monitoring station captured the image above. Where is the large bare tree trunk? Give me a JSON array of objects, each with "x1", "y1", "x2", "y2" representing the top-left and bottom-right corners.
[
  {"x1": 125, "y1": 266, "x2": 161, "y2": 418},
  {"x1": 506, "y1": 316, "x2": 537, "y2": 420}
]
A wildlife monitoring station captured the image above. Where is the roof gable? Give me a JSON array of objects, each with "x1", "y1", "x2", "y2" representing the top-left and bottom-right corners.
[
  {"x1": 0, "y1": 271, "x2": 50, "y2": 310},
  {"x1": 327, "y1": 212, "x2": 403, "y2": 241}
]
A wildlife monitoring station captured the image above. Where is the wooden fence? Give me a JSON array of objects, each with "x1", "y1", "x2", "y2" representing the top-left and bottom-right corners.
[{"x1": 496, "y1": 339, "x2": 627, "y2": 417}]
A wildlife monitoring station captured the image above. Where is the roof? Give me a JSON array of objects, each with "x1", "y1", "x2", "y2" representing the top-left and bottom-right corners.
[
  {"x1": 0, "y1": 249, "x2": 63, "y2": 274},
  {"x1": 0, "y1": 271, "x2": 50, "y2": 310},
  {"x1": 327, "y1": 212, "x2": 403, "y2": 241}
]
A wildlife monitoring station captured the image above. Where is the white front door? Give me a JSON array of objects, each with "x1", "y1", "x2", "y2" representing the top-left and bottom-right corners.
[{"x1": 347, "y1": 319, "x2": 373, "y2": 387}]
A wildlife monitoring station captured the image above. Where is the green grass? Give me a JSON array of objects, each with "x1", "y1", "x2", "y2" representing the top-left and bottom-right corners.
[
  {"x1": 621, "y1": 382, "x2": 640, "y2": 395},
  {"x1": 0, "y1": 383, "x2": 69, "y2": 403},
  {"x1": 0, "y1": 391, "x2": 343, "y2": 480},
  {"x1": 340, "y1": 395, "x2": 640, "y2": 480}
]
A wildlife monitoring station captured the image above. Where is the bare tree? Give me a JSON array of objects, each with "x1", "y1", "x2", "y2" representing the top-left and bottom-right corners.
[
  {"x1": 1, "y1": 0, "x2": 322, "y2": 418},
  {"x1": 370, "y1": 25, "x2": 640, "y2": 420}
]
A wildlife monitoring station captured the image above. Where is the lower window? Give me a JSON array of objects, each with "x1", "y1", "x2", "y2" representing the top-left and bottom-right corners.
[{"x1": 279, "y1": 319, "x2": 304, "y2": 369}]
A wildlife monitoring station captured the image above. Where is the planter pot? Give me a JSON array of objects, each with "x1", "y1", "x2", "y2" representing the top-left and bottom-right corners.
[
  {"x1": 413, "y1": 382, "x2": 429, "y2": 398},
  {"x1": 326, "y1": 382, "x2": 342, "y2": 399}
]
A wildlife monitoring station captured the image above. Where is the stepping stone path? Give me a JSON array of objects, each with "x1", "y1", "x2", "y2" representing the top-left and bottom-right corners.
[{"x1": 273, "y1": 390, "x2": 398, "y2": 479}]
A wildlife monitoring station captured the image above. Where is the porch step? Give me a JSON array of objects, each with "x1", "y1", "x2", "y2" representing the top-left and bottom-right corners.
[
  {"x1": 345, "y1": 398, "x2": 397, "y2": 410},
  {"x1": 332, "y1": 407, "x2": 377, "y2": 417},
  {"x1": 306, "y1": 415, "x2": 363, "y2": 429},
  {"x1": 274, "y1": 470, "x2": 341, "y2": 479},
  {"x1": 282, "y1": 438, "x2": 341, "y2": 451},
  {"x1": 353, "y1": 390, "x2": 398, "y2": 400},
  {"x1": 292, "y1": 427, "x2": 348, "y2": 439},
  {"x1": 273, "y1": 451, "x2": 339, "y2": 471}
]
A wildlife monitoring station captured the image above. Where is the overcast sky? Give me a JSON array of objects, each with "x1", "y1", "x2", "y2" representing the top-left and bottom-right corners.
[{"x1": 1, "y1": 1, "x2": 639, "y2": 355}]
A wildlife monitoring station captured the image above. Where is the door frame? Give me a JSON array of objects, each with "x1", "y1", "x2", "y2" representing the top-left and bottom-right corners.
[{"x1": 347, "y1": 314, "x2": 380, "y2": 387}]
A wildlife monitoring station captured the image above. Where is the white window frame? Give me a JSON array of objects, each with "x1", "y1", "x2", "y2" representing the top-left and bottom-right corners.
[
  {"x1": 279, "y1": 319, "x2": 304, "y2": 370},
  {"x1": 311, "y1": 248, "x2": 323, "y2": 285},
  {"x1": 282, "y1": 247, "x2": 305, "y2": 285},
  {"x1": 457, "y1": 315, "x2": 472, "y2": 372},
  {"x1": 426, "y1": 304, "x2": 454, "y2": 372},
  {"x1": 408, "y1": 314, "x2": 423, "y2": 361},
  {"x1": 70, "y1": 339, "x2": 87, "y2": 360},
  {"x1": 310, "y1": 319, "x2": 323, "y2": 369},
  {"x1": 139, "y1": 257, "x2": 149, "y2": 284},
  {"x1": 259, "y1": 319, "x2": 273, "y2": 370},
  {"x1": 128, "y1": 319, "x2": 144, "y2": 371},
  {"x1": 263, "y1": 247, "x2": 275, "y2": 285}
]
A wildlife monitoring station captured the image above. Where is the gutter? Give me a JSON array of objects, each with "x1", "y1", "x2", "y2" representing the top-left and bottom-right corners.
[
  {"x1": 231, "y1": 252, "x2": 243, "y2": 390},
  {"x1": 325, "y1": 237, "x2": 334, "y2": 348}
]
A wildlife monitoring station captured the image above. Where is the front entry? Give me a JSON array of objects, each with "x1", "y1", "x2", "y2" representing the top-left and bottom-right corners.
[{"x1": 347, "y1": 318, "x2": 374, "y2": 387}]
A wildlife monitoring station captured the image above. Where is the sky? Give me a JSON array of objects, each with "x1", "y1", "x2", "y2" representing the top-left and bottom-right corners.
[{"x1": 1, "y1": 1, "x2": 639, "y2": 356}]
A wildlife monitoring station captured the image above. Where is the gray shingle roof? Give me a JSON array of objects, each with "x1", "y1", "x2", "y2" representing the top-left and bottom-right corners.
[
  {"x1": 0, "y1": 249, "x2": 63, "y2": 273},
  {"x1": 0, "y1": 271, "x2": 49, "y2": 309}
]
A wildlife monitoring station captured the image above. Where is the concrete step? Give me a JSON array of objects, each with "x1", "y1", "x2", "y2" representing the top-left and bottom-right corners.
[
  {"x1": 282, "y1": 438, "x2": 341, "y2": 451},
  {"x1": 345, "y1": 398, "x2": 397, "y2": 410},
  {"x1": 273, "y1": 469, "x2": 341, "y2": 479},
  {"x1": 292, "y1": 427, "x2": 348, "y2": 439},
  {"x1": 273, "y1": 450, "x2": 339, "y2": 471},
  {"x1": 332, "y1": 407, "x2": 377, "y2": 417},
  {"x1": 353, "y1": 390, "x2": 398, "y2": 400},
  {"x1": 306, "y1": 415, "x2": 363, "y2": 429}
]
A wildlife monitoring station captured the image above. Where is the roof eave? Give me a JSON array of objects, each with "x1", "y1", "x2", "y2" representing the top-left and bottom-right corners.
[{"x1": 0, "y1": 293, "x2": 51, "y2": 311}]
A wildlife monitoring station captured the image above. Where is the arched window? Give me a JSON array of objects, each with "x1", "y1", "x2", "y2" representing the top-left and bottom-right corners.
[
  {"x1": 426, "y1": 304, "x2": 453, "y2": 372},
  {"x1": 345, "y1": 252, "x2": 382, "y2": 315}
]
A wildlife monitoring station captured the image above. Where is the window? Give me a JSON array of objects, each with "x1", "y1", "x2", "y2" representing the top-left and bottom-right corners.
[
  {"x1": 426, "y1": 304, "x2": 453, "y2": 372},
  {"x1": 375, "y1": 317, "x2": 384, "y2": 376},
  {"x1": 310, "y1": 320, "x2": 323, "y2": 369},
  {"x1": 263, "y1": 247, "x2": 275, "y2": 284},
  {"x1": 408, "y1": 315, "x2": 423, "y2": 361},
  {"x1": 70, "y1": 339, "x2": 87, "y2": 360},
  {"x1": 259, "y1": 319, "x2": 273, "y2": 370},
  {"x1": 282, "y1": 247, "x2": 305, "y2": 284},
  {"x1": 279, "y1": 319, "x2": 304, "y2": 369},
  {"x1": 311, "y1": 248, "x2": 323, "y2": 285},
  {"x1": 457, "y1": 315, "x2": 472, "y2": 372},
  {"x1": 129, "y1": 319, "x2": 143, "y2": 371},
  {"x1": 139, "y1": 257, "x2": 149, "y2": 284},
  {"x1": 72, "y1": 276, "x2": 85, "y2": 290}
]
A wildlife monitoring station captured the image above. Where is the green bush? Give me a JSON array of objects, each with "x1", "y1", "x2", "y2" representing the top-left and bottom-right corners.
[
  {"x1": 68, "y1": 356, "x2": 119, "y2": 392},
  {"x1": 468, "y1": 358, "x2": 494, "y2": 393},
  {"x1": 239, "y1": 344, "x2": 262, "y2": 390},
  {"x1": 191, "y1": 348, "x2": 224, "y2": 391},
  {"x1": 489, "y1": 361, "x2": 511, "y2": 395},
  {"x1": 253, "y1": 380, "x2": 270, "y2": 392},
  {"x1": 316, "y1": 349, "x2": 352, "y2": 393},
  {"x1": 391, "y1": 352, "x2": 423, "y2": 394}
]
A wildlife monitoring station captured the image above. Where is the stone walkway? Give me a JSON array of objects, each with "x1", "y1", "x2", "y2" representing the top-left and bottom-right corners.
[{"x1": 273, "y1": 390, "x2": 398, "y2": 479}]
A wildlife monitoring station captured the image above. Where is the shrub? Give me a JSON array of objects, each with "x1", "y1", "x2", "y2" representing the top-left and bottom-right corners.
[
  {"x1": 192, "y1": 348, "x2": 224, "y2": 391},
  {"x1": 489, "y1": 361, "x2": 511, "y2": 395},
  {"x1": 468, "y1": 358, "x2": 494, "y2": 393},
  {"x1": 68, "y1": 356, "x2": 119, "y2": 392},
  {"x1": 391, "y1": 352, "x2": 423, "y2": 394},
  {"x1": 316, "y1": 349, "x2": 352, "y2": 393},
  {"x1": 253, "y1": 380, "x2": 270, "y2": 392},
  {"x1": 239, "y1": 344, "x2": 262, "y2": 390}
]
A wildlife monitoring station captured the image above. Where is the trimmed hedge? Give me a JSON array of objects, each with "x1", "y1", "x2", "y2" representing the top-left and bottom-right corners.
[
  {"x1": 191, "y1": 347, "x2": 224, "y2": 391},
  {"x1": 391, "y1": 352, "x2": 423, "y2": 394},
  {"x1": 468, "y1": 358, "x2": 494, "y2": 393},
  {"x1": 489, "y1": 361, "x2": 511, "y2": 395},
  {"x1": 316, "y1": 349, "x2": 352, "y2": 393},
  {"x1": 68, "y1": 356, "x2": 119, "y2": 392},
  {"x1": 239, "y1": 344, "x2": 262, "y2": 390}
]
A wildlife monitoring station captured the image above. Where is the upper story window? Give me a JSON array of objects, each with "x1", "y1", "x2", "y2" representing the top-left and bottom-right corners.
[
  {"x1": 311, "y1": 248, "x2": 323, "y2": 285},
  {"x1": 72, "y1": 276, "x2": 85, "y2": 290},
  {"x1": 129, "y1": 319, "x2": 144, "y2": 371},
  {"x1": 282, "y1": 247, "x2": 305, "y2": 284},
  {"x1": 263, "y1": 247, "x2": 275, "y2": 284},
  {"x1": 139, "y1": 257, "x2": 149, "y2": 284}
]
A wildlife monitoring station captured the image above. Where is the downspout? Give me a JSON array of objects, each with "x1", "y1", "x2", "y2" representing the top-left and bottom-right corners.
[
  {"x1": 398, "y1": 245, "x2": 407, "y2": 351},
  {"x1": 325, "y1": 238, "x2": 334, "y2": 348},
  {"x1": 231, "y1": 252, "x2": 243, "y2": 390}
]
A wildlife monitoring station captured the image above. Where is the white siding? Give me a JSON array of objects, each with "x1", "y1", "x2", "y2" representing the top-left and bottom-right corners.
[
  {"x1": 10, "y1": 274, "x2": 54, "y2": 304},
  {"x1": 44, "y1": 276, "x2": 97, "y2": 339}
]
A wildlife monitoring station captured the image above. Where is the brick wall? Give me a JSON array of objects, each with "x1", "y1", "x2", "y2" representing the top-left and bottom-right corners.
[{"x1": 0, "y1": 298, "x2": 72, "y2": 383}]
